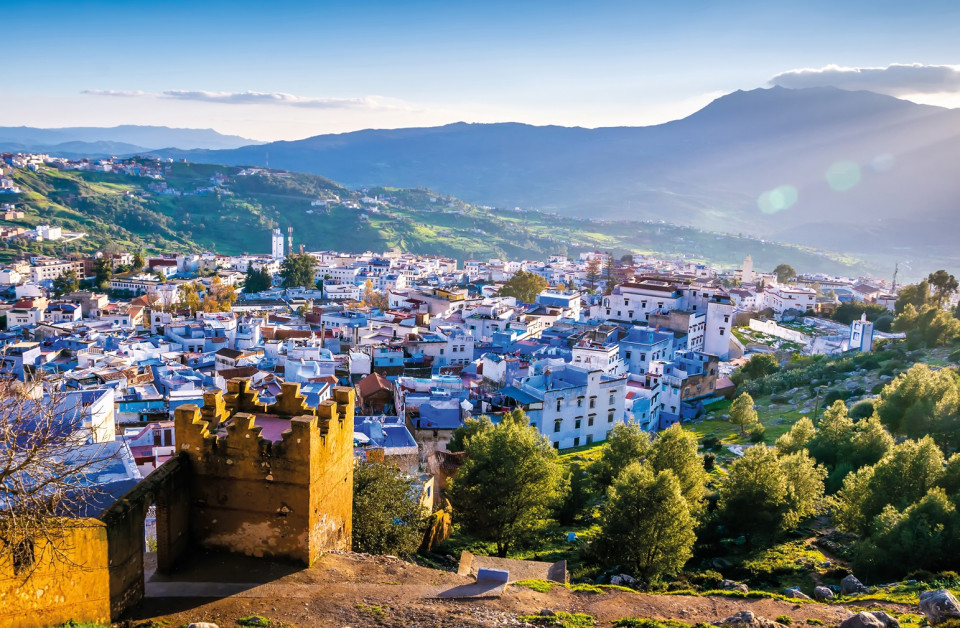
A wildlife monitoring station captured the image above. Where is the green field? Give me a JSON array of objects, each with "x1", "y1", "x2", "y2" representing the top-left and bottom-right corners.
[{"x1": 1, "y1": 162, "x2": 880, "y2": 276}]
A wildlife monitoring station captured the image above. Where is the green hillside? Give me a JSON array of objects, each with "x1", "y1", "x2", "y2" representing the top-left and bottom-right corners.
[{"x1": 1, "y1": 162, "x2": 880, "y2": 276}]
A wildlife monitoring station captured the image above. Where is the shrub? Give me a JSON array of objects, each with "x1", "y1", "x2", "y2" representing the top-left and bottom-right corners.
[
  {"x1": 849, "y1": 399, "x2": 875, "y2": 420},
  {"x1": 520, "y1": 611, "x2": 596, "y2": 627},
  {"x1": 749, "y1": 424, "x2": 767, "y2": 443},
  {"x1": 703, "y1": 452, "x2": 717, "y2": 471},
  {"x1": 612, "y1": 620, "x2": 693, "y2": 628},
  {"x1": 806, "y1": 620, "x2": 823, "y2": 626},
  {"x1": 702, "y1": 434, "x2": 721, "y2": 450},
  {"x1": 776, "y1": 616, "x2": 793, "y2": 625}
]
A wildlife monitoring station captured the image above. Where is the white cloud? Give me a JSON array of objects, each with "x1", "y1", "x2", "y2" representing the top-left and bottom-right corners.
[
  {"x1": 769, "y1": 63, "x2": 960, "y2": 96},
  {"x1": 83, "y1": 88, "x2": 408, "y2": 110}
]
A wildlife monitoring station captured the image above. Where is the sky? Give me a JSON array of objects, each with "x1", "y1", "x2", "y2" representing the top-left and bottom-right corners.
[{"x1": 3, "y1": 0, "x2": 960, "y2": 141}]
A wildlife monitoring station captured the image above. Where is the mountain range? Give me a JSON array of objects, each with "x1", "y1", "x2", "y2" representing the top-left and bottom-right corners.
[
  {"x1": 0, "y1": 125, "x2": 261, "y2": 155},
  {"x1": 149, "y1": 87, "x2": 960, "y2": 269}
]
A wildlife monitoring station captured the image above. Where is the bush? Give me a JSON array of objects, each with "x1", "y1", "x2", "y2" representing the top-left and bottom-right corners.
[
  {"x1": 702, "y1": 434, "x2": 721, "y2": 450},
  {"x1": 749, "y1": 424, "x2": 767, "y2": 443},
  {"x1": 703, "y1": 452, "x2": 717, "y2": 471},
  {"x1": 689, "y1": 570, "x2": 724, "y2": 590},
  {"x1": 905, "y1": 569, "x2": 936, "y2": 583},
  {"x1": 849, "y1": 399, "x2": 875, "y2": 420},
  {"x1": 806, "y1": 620, "x2": 823, "y2": 626},
  {"x1": 776, "y1": 616, "x2": 793, "y2": 625}
]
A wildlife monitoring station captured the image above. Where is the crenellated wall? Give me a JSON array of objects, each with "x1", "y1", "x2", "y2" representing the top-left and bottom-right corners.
[{"x1": 175, "y1": 379, "x2": 355, "y2": 564}]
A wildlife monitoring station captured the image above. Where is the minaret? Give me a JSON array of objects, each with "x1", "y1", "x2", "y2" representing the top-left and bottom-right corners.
[
  {"x1": 271, "y1": 228, "x2": 284, "y2": 259},
  {"x1": 742, "y1": 254, "x2": 754, "y2": 284}
]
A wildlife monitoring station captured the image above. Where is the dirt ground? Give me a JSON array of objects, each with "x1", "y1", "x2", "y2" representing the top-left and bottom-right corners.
[{"x1": 119, "y1": 551, "x2": 918, "y2": 628}]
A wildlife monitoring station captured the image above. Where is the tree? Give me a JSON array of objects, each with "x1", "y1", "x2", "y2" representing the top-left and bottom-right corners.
[
  {"x1": 602, "y1": 253, "x2": 616, "y2": 296},
  {"x1": 585, "y1": 258, "x2": 601, "y2": 291},
  {"x1": 201, "y1": 276, "x2": 237, "y2": 313},
  {"x1": 589, "y1": 421, "x2": 651, "y2": 489},
  {"x1": 717, "y1": 445, "x2": 825, "y2": 539},
  {"x1": 773, "y1": 264, "x2": 796, "y2": 284},
  {"x1": 620, "y1": 254, "x2": 635, "y2": 266},
  {"x1": 0, "y1": 384, "x2": 119, "y2": 575},
  {"x1": 352, "y1": 460, "x2": 427, "y2": 556},
  {"x1": 729, "y1": 392, "x2": 759, "y2": 437},
  {"x1": 775, "y1": 417, "x2": 816, "y2": 455},
  {"x1": 875, "y1": 364, "x2": 960, "y2": 444},
  {"x1": 593, "y1": 463, "x2": 695, "y2": 583},
  {"x1": 362, "y1": 279, "x2": 389, "y2": 310},
  {"x1": 92, "y1": 257, "x2": 112, "y2": 289},
  {"x1": 243, "y1": 266, "x2": 273, "y2": 293},
  {"x1": 928, "y1": 270, "x2": 959, "y2": 308},
  {"x1": 895, "y1": 280, "x2": 931, "y2": 315},
  {"x1": 555, "y1": 463, "x2": 593, "y2": 525},
  {"x1": 52, "y1": 269, "x2": 79, "y2": 297},
  {"x1": 648, "y1": 424, "x2": 707, "y2": 516},
  {"x1": 178, "y1": 282, "x2": 202, "y2": 315},
  {"x1": 280, "y1": 253, "x2": 317, "y2": 289},
  {"x1": 448, "y1": 409, "x2": 563, "y2": 556},
  {"x1": 131, "y1": 251, "x2": 145, "y2": 272},
  {"x1": 446, "y1": 415, "x2": 494, "y2": 453},
  {"x1": 738, "y1": 353, "x2": 779, "y2": 381},
  {"x1": 498, "y1": 270, "x2": 548, "y2": 304}
]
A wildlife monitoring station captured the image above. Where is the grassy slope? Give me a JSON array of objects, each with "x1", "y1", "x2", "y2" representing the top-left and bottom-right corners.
[{"x1": 1, "y1": 164, "x2": 878, "y2": 276}]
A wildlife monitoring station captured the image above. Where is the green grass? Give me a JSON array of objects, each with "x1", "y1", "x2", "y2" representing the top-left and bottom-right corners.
[
  {"x1": 236, "y1": 617, "x2": 273, "y2": 627},
  {"x1": 518, "y1": 611, "x2": 596, "y2": 627},
  {"x1": 355, "y1": 603, "x2": 387, "y2": 620},
  {"x1": 512, "y1": 579, "x2": 635, "y2": 595},
  {"x1": 612, "y1": 620, "x2": 695, "y2": 628}
]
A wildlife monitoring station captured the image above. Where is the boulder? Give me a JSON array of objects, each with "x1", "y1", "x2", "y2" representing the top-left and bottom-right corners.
[
  {"x1": 785, "y1": 587, "x2": 812, "y2": 600},
  {"x1": 841, "y1": 574, "x2": 869, "y2": 595},
  {"x1": 188, "y1": 624, "x2": 220, "y2": 628},
  {"x1": 919, "y1": 589, "x2": 960, "y2": 625},
  {"x1": 839, "y1": 612, "x2": 900, "y2": 628},
  {"x1": 539, "y1": 609, "x2": 557, "y2": 617},
  {"x1": 715, "y1": 610, "x2": 787, "y2": 628},
  {"x1": 722, "y1": 579, "x2": 750, "y2": 593},
  {"x1": 814, "y1": 586, "x2": 835, "y2": 602}
]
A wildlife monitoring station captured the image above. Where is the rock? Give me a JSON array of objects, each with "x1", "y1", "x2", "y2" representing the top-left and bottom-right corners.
[
  {"x1": 715, "y1": 610, "x2": 787, "y2": 628},
  {"x1": 722, "y1": 579, "x2": 750, "y2": 593},
  {"x1": 539, "y1": 609, "x2": 557, "y2": 617},
  {"x1": 814, "y1": 586, "x2": 835, "y2": 601},
  {"x1": 785, "y1": 587, "x2": 812, "y2": 600},
  {"x1": 611, "y1": 575, "x2": 623, "y2": 585},
  {"x1": 188, "y1": 624, "x2": 220, "y2": 628},
  {"x1": 839, "y1": 612, "x2": 900, "y2": 628},
  {"x1": 841, "y1": 574, "x2": 869, "y2": 595},
  {"x1": 617, "y1": 573, "x2": 638, "y2": 586},
  {"x1": 919, "y1": 589, "x2": 960, "y2": 625}
]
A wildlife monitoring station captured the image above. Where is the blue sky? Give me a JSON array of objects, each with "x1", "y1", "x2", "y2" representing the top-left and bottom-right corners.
[{"x1": 3, "y1": 0, "x2": 960, "y2": 140}]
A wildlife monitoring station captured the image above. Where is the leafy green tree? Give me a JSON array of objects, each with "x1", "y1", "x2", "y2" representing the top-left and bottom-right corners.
[
  {"x1": 717, "y1": 445, "x2": 825, "y2": 539},
  {"x1": 602, "y1": 253, "x2": 616, "y2": 295},
  {"x1": 92, "y1": 256, "x2": 113, "y2": 288},
  {"x1": 446, "y1": 415, "x2": 494, "y2": 453},
  {"x1": 831, "y1": 302, "x2": 892, "y2": 325},
  {"x1": 593, "y1": 462, "x2": 695, "y2": 583},
  {"x1": 648, "y1": 424, "x2": 707, "y2": 516},
  {"x1": 928, "y1": 270, "x2": 959, "y2": 308},
  {"x1": 895, "y1": 280, "x2": 930, "y2": 315},
  {"x1": 132, "y1": 251, "x2": 145, "y2": 272},
  {"x1": 498, "y1": 270, "x2": 548, "y2": 304},
  {"x1": 833, "y1": 437, "x2": 946, "y2": 534},
  {"x1": 620, "y1": 254, "x2": 635, "y2": 266},
  {"x1": 52, "y1": 269, "x2": 79, "y2": 297},
  {"x1": 875, "y1": 364, "x2": 960, "y2": 443},
  {"x1": 775, "y1": 417, "x2": 816, "y2": 455},
  {"x1": 244, "y1": 266, "x2": 273, "y2": 293},
  {"x1": 808, "y1": 400, "x2": 854, "y2": 468},
  {"x1": 729, "y1": 392, "x2": 759, "y2": 437},
  {"x1": 555, "y1": 462, "x2": 593, "y2": 525},
  {"x1": 737, "y1": 353, "x2": 779, "y2": 381},
  {"x1": 448, "y1": 409, "x2": 563, "y2": 556},
  {"x1": 585, "y1": 258, "x2": 602, "y2": 291},
  {"x1": 352, "y1": 460, "x2": 427, "y2": 556},
  {"x1": 280, "y1": 253, "x2": 317, "y2": 289},
  {"x1": 589, "y1": 421, "x2": 651, "y2": 489},
  {"x1": 773, "y1": 264, "x2": 796, "y2": 284}
]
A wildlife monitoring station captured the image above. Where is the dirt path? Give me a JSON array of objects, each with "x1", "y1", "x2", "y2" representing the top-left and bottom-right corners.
[{"x1": 119, "y1": 552, "x2": 888, "y2": 628}]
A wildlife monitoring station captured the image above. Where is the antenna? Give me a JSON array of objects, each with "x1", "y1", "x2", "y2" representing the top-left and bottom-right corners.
[
  {"x1": 892, "y1": 262, "x2": 899, "y2": 293},
  {"x1": 287, "y1": 227, "x2": 293, "y2": 253}
]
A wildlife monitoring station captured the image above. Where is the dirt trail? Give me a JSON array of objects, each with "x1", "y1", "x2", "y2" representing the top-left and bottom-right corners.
[{"x1": 119, "y1": 552, "x2": 910, "y2": 628}]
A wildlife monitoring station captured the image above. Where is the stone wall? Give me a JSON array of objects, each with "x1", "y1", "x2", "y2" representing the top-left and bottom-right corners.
[
  {"x1": 175, "y1": 379, "x2": 355, "y2": 565},
  {"x1": 0, "y1": 520, "x2": 111, "y2": 628}
]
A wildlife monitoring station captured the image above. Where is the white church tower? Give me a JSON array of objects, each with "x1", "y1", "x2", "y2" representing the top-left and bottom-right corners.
[{"x1": 271, "y1": 228, "x2": 284, "y2": 260}]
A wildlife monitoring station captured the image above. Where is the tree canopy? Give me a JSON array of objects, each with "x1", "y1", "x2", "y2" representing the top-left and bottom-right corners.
[
  {"x1": 928, "y1": 270, "x2": 959, "y2": 308},
  {"x1": 729, "y1": 392, "x2": 759, "y2": 436},
  {"x1": 447, "y1": 409, "x2": 563, "y2": 556},
  {"x1": 589, "y1": 421, "x2": 651, "y2": 489},
  {"x1": 773, "y1": 264, "x2": 796, "y2": 284},
  {"x1": 352, "y1": 460, "x2": 427, "y2": 556},
  {"x1": 498, "y1": 270, "x2": 548, "y2": 304},
  {"x1": 280, "y1": 253, "x2": 317, "y2": 289},
  {"x1": 52, "y1": 269, "x2": 79, "y2": 297},
  {"x1": 244, "y1": 265, "x2": 273, "y2": 293}
]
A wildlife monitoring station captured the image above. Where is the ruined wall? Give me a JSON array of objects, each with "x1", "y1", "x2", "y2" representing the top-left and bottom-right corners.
[
  {"x1": 0, "y1": 520, "x2": 111, "y2": 628},
  {"x1": 100, "y1": 454, "x2": 190, "y2": 618},
  {"x1": 175, "y1": 379, "x2": 355, "y2": 565}
]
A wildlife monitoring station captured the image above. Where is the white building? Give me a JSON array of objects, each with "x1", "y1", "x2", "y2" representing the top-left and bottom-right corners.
[
  {"x1": 272, "y1": 228, "x2": 284, "y2": 260},
  {"x1": 850, "y1": 314, "x2": 874, "y2": 353}
]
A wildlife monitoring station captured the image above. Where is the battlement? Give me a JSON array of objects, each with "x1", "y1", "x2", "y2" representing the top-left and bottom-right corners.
[{"x1": 173, "y1": 377, "x2": 355, "y2": 564}]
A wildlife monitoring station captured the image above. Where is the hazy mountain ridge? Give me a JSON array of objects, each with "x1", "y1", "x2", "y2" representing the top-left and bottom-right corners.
[
  {"x1": 0, "y1": 125, "x2": 261, "y2": 152},
  {"x1": 150, "y1": 87, "x2": 960, "y2": 267}
]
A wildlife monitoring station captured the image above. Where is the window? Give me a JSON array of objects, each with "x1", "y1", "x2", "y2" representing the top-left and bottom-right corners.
[
  {"x1": 609, "y1": 393, "x2": 616, "y2": 405},
  {"x1": 556, "y1": 399, "x2": 562, "y2": 411},
  {"x1": 589, "y1": 397, "x2": 596, "y2": 409},
  {"x1": 608, "y1": 411, "x2": 615, "y2": 423},
  {"x1": 573, "y1": 437, "x2": 580, "y2": 447},
  {"x1": 554, "y1": 420, "x2": 561, "y2": 433},
  {"x1": 575, "y1": 419, "x2": 581, "y2": 429},
  {"x1": 625, "y1": 351, "x2": 631, "y2": 360},
  {"x1": 586, "y1": 434, "x2": 594, "y2": 444},
  {"x1": 553, "y1": 442, "x2": 559, "y2": 449},
  {"x1": 440, "y1": 348, "x2": 445, "y2": 355},
  {"x1": 588, "y1": 415, "x2": 595, "y2": 426},
  {"x1": 577, "y1": 397, "x2": 583, "y2": 408}
]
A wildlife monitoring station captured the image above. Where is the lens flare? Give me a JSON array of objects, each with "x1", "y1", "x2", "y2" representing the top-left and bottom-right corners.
[
  {"x1": 871, "y1": 153, "x2": 894, "y2": 173},
  {"x1": 757, "y1": 184, "x2": 798, "y2": 214},
  {"x1": 826, "y1": 161, "x2": 861, "y2": 192}
]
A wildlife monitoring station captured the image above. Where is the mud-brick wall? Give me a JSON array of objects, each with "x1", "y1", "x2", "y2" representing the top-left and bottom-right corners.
[
  {"x1": 176, "y1": 385, "x2": 356, "y2": 565},
  {"x1": 0, "y1": 520, "x2": 111, "y2": 628},
  {"x1": 308, "y1": 387, "x2": 355, "y2": 562}
]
